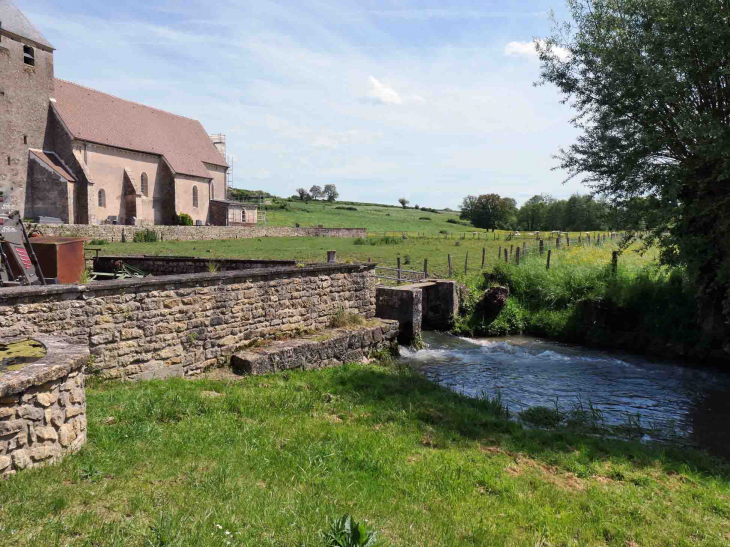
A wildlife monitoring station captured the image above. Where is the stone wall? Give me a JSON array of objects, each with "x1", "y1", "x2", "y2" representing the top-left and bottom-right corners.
[
  {"x1": 92, "y1": 256, "x2": 296, "y2": 276},
  {"x1": 1, "y1": 337, "x2": 88, "y2": 477},
  {"x1": 231, "y1": 320, "x2": 399, "y2": 375},
  {"x1": 0, "y1": 264, "x2": 377, "y2": 380},
  {"x1": 36, "y1": 224, "x2": 367, "y2": 241}
]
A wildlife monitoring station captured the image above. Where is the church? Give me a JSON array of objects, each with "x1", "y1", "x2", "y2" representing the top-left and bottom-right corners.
[{"x1": 0, "y1": 0, "x2": 254, "y2": 226}]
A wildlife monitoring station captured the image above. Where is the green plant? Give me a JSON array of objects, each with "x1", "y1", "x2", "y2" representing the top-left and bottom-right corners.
[
  {"x1": 133, "y1": 229, "x2": 158, "y2": 243},
  {"x1": 335, "y1": 206, "x2": 358, "y2": 211},
  {"x1": 519, "y1": 403, "x2": 564, "y2": 428},
  {"x1": 329, "y1": 307, "x2": 365, "y2": 328},
  {"x1": 173, "y1": 212, "x2": 194, "y2": 226},
  {"x1": 402, "y1": 254, "x2": 411, "y2": 265},
  {"x1": 78, "y1": 268, "x2": 91, "y2": 284},
  {"x1": 419, "y1": 217, "x2": 431, "y2": 221},
  {"x1": 206, "y1": 262, "x2": 219, "y2": 273},
  {"x1": 323, "y1": 514, "x2": 379, "y2": 547},
  {"x1": 87, "y1": 239, "x2": 109, "y2": 246}
]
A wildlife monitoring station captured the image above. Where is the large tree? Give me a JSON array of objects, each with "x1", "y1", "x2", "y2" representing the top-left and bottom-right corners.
[
  {"x1": 539, "y1": 0, "x2": 730, "y2": 348},
  {"x1": 460, "y1": 194, "x2": 511, "y2": 230}
]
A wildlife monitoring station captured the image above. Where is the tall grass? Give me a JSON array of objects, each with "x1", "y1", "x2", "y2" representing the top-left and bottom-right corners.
[{"x1": 457, "y1": 243, "x2": 702, "y2": 356}]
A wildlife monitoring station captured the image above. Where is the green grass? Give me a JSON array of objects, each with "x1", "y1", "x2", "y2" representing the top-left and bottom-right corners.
[
  {"x1": 263, "y1": 200, "x2": 473, "y2": 236},
  {"x1": 1, "y1": 365, "x2": 728, "y2": 546}
]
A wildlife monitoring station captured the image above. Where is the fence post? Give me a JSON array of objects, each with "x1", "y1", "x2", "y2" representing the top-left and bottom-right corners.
[
  {"x1": 504, "y1": 248, "x2": 508, "y2": 263},
  {"x1": 546, "y1": 249, "x2": 552, "y2": 270},
  {"x1": 464, "y1": 252, "x2": 469, "y2": 275},
  {"x1": 522, "y1": 242, "x2": 526, "y2": 256},
  {"x1": 397, "y1": 257, "x2": 402, "y2": 285},
  {"x1": 498, "y1": 245, "x2": 502, "y2": 260},
  {"x1": 510, "y1": 245, "x2": 513, "y2": 261},
  {"x1": 612, "y1": 251, "x2": 618, "y2": 274},
  {"x1": 539, "y1": 239, "x2": 544, "y2": 255},
  {"x1": 515, "y1": 247, "x2": 521, "y2": 266},
  {"x1": 481, "y1": 247, "x2": 486, "y2": 269},
  {"x1": 566, "y1": 236, "x2": 570, "y2": 247},
  {"x1": 368, "y1": 257, "x2": 371, "y2": 263},
  {"x1": 327, "y1": 250, "x2": 337, "y2": 263},
  {"x1": 448, "y1": 254, "x2": 453, "y2": 277},
  {"x1": 424, "y1": 258, "x2": 429, "y2": 278}
]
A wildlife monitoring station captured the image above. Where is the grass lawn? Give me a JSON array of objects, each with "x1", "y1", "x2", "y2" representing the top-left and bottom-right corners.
[{"x1": 1, "y1": 364, "x2": 728, "y2": 546}]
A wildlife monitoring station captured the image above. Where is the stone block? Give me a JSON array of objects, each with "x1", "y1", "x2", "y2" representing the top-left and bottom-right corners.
[
  {"x1": 375, "y1": 286, "x2": 423, "y2": 344},
  {"x1": 36, "y1": 392, "x2": 58, "y2": 407},
  {"x1": 12, "y1": 450, "x2": 31, "y2": 470},
  {"x1": 35, "y1": 426, "x2": 58, "y2": 442},
  {"x1": 0, "y1": 420, "x2": 25, "y2": 436},
  {"x1": 0, "y1": 455, "x2": 11, "y2": 471}
]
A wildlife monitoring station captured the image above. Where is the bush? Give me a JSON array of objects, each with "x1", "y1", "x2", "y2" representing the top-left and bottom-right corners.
[
  {"x1": 335, "y1": 206, "x2": 358, "y2": 211},
  {"x1": 173, "y1": 213, "x2": 193, "y2": 226},
  {"x1": 87, "y1": 239, "x2": 109, "y2": 246},
  {"x1": 485, "y1": 297, "x2": 527, "y2": 336},
  {"x1": 446, "y1": 218, "x2": 460, "y2": 224},
  {"x1": 133, "y1": 229, "x2": 158, "y2": 243},
  {"x1": 419, "y1": 217, "x2": 432, "y2": 221},
  {"x1": 403, "y1": 254, "x2": 411, "y2": 265},
  {"x1": 323, "y1": 514, "x2": 378, "y2": 547},
  {"x1": 420, "y1": 207, "x2": 440, "y2": 214}
]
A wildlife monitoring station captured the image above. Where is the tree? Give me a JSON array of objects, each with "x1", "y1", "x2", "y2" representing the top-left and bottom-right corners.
[
  {"x1": 517, "y1": 195, "x2": 548, "y2": 231},
  {"x1": 539, "y1": 0, "x2": 730, "y2": 346},
  {"x1": 310, "y1": 185, "x2": 323, "y2": 200},
  {"x1": 323, "y1": 184, "x2": 339, "y2": 202},
  {"x1": 460, "y1": 194, "x2": 509, "y2": 230},
  {"x1": 398, "y1": 198, "x2": 409, "y2": 209},
  {"x1": 296, "y1": 188, "x2": 308, "y2": 201}
]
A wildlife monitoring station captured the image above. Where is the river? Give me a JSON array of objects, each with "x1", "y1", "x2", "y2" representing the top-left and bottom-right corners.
[{"x1": 400, "y1": 331, "x2": 730, "y2": 457}]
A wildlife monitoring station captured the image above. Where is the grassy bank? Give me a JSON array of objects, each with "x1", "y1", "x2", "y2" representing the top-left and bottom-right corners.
[
  {"x1": 1, "y1": 365, "x2": 728, "y2": 546},
  {"x1": 454, "y1": 241, "x2": 707, "y2": 359}
]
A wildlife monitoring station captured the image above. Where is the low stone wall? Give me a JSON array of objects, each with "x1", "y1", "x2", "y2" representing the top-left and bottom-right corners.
[
  {"x1": 93, "y1": 256, "x2": 296, "y2": 276},
  {"x1": 0, "y1": 264, "x2": 377, "y2": 380},
  {"x1": 37, "y1": 224, "x2": 367, "y2": 242},
  {"x1": 231, "y1": 320, "x2": 398, "y2": 375},
  {"x1": 1, "y1": 337, "x2": 88, "y2": 477}
]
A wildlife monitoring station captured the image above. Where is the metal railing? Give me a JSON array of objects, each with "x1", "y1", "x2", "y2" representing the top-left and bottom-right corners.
[{"x1": 375, "y1": 266, "x2": 426, "y2": 285}]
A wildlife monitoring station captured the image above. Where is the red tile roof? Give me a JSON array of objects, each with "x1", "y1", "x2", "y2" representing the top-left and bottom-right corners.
[
  {"x1": 52, "y1": 79, "x2": 228, "y2": 179},
  {"x1": 29, "y1": 149, "x2": 76, "y2": 181}
]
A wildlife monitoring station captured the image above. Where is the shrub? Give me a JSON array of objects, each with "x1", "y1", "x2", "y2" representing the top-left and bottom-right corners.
[
  {"x1": 403, "y1": 254, "x2": 411, "y2": 265},
  {"x1": 420, "y1": 207, "x2": 440, "y2": 214},
  {"x1": 519, "y1": 405, "x2": 563, "y2": 428},
  {"x1": 446, "y1": 218, "x2": 459, "y2": 224},
  {"x1": 419, "y1": 217, "x2": 432, "y2": 221},
  {"x1": 335, "y1": 206, "x2": 358, "y2": 211},
  {"x1": 87, "y1": 239, "x2": 109, "y2": 246},
  {"x1": 353, "y1": 236, "x2": 401, "y2": 246},
  {"x1": 485, "y1": 297, "x2": 527, "y2": 336},
  {"x1": 133, "y1": 229, "x2": 158, "y2": 243},
  {"x1": 173, "y1": 213, "x2": 193, "y2": 226}
]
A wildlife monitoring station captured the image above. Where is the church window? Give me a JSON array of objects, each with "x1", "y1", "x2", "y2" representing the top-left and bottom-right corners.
[
  {"x1": 23, "y1": 45, "x2": 34, "y2": 67},
  {"x1": 23, "y1": 135, "x2": 27, "y2": 145},
  {"x1": 140, "y1": 172, "x2": 148, "y2": 197},
  {"x1": 192, "y1": 186, "x2": 199, "y2": 208},
  {"x1": 98, "y1": 189, "x2": 106, "y2": 208}
]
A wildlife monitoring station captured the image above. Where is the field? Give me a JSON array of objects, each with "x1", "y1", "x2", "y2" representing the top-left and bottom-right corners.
[
  {"x1": 97, "y1": 232, "x2": 635, "y2": 281},
  {"x1": 261, "y1": 200, "x2": 476, "y2": 236},
  {"x1": 1, "y1": 365, "x2": 728, "y2": 547}
]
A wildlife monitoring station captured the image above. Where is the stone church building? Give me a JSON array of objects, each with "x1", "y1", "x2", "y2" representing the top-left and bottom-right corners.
[{"x1": 0, "y1": 0, "x2": 253, "y2": 226}]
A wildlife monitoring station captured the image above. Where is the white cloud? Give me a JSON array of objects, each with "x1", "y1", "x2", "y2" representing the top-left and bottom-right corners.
[
  {"x1": 363, "y1": 76, "x2": 403, "y2": 105},
  {"x1": 505, "y1": 40, "x2": 571, "y2": 62}
]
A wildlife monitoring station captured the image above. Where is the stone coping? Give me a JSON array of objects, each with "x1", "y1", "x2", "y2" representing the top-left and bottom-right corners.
[
  {"x1": 0, "y1": 263, "x2": 378, "y2": 300},
  {"x1": 95, "y1": 255, "x2": 297, "y2": 267},
  {"x1": 0, "y1": 336, "x2": 88, "y2": 398}
]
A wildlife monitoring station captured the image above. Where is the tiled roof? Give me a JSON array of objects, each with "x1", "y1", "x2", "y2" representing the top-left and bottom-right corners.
[
  {"x1": 29, "y1": 150, "x2": 75, "y2": 181},
  {"x1": 0, "y1": 0, "x2": 53, "y2": 49},
  {"x1": 52, "y1": 79, "x2": 228, "y2": 179}
]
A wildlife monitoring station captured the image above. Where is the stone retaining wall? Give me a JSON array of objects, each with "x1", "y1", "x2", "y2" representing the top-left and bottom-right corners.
[
  {"x1": 93, "y1": 256, "x2": 296, "y2": 276},
  {"x1": 0, "y1": 264, "x2": 377, "y2": 380},
  {"x1": 37, "y1": 224, "x2": 367, "y2": 242},
  {"x1": 231, "y1": 320, "x2": 398, "y2": 375},
  {"x1": 1, "y1": 337, "x2": 88, "y2": 477}
]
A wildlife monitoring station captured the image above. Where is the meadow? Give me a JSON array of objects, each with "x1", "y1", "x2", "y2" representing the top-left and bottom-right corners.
[{"x1": 1, "y1": 364, "x2": 728, "y2": 547}]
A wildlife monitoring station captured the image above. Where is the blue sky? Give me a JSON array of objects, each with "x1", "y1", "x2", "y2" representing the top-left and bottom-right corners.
[{"x1": 22, "y1": 0, "x2": 583, "y2": 208}]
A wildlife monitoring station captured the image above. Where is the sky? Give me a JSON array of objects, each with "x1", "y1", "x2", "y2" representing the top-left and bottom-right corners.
[{"x1": 21, "y1": 0, "x2": 585, "y2": 208}]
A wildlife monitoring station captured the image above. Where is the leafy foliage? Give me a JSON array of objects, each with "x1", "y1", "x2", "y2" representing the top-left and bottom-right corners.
[
  {"x1": 460, "y1": 194, "x2": 517, "y2": 230},
  {"x1": 323, "y1": 515, "x2": 379, "y2": 547},
  {"x1": 538, "y1": 0, "x2": 730, "y2": 347},
  {"x1": 133, "y1": 229, "x2": 158, "y2": 243},
  {"x1": 173, "y1": 212, "x2": 193, "y2": 226}
]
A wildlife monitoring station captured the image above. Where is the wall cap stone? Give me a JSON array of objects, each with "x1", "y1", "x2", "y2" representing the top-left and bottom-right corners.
[
  {"x1": 0, "y1": 263, "x2": 377, "y2": 301},
  {"x1": 0, "y1": 337, "x2": 88, "y2": 398}
]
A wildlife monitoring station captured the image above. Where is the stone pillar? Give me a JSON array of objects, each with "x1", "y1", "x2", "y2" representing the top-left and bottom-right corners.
[{"x1": 375, "y1": 286, "x2": 422, "y2": 344}]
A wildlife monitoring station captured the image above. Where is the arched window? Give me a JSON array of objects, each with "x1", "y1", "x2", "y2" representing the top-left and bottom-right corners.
[
  {"x1": 140, "y1": 173, "x2": 148, "y2": 197},
  {"x1": 98, "y1": 189, "x2": 106, "y2": 208},
  {"x1": 241, "y1": 209, "x2": 246, "y2": 223},
  {"x1": 192, "y1": 185, "x2": 198, "y2": 208}
]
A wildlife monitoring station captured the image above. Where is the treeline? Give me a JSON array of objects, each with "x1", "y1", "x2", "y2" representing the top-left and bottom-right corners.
[{"x1": 460, "y1": 193, "x2": 651, "y2": 232}]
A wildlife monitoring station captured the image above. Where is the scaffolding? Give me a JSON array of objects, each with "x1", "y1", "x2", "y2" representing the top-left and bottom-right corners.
[{"x1": 209, "y1": 133, "x2": 234, "y2": 187}]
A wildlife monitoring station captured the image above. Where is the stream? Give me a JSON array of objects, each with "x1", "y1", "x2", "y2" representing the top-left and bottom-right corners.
[{"x1": 400, "y1": 331, "x2": 730, "y2": 457}]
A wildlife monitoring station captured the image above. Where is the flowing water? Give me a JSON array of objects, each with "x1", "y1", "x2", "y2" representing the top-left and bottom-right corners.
[{"x1": 401, "y1": 331, "x2": 730, "y2": 456}]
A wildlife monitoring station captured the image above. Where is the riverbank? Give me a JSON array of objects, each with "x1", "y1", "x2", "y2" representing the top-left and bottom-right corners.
[
  {"x1": 1, "y1": 364, "x2": 728, "y2": 546},
  {"x1": 454, "y1": 242, "x2": 729, "y2": 364}
]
